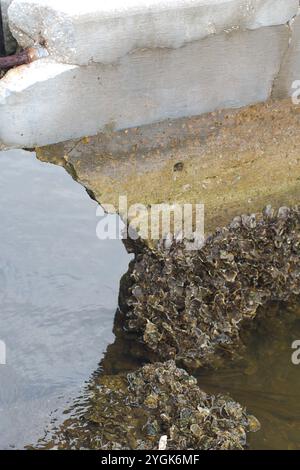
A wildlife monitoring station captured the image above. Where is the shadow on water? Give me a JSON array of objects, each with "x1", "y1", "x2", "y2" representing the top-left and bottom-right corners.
[
  {"x1": 0, "y1": 149, "x2": 132, "y2": 449},
  {"x1": 196, "y1": 300, "x2": 300, "y2": 450}
]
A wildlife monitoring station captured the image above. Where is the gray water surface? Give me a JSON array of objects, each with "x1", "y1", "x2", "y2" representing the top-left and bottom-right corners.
[{"x1": 0, "y1": 149, "x2": 131, "y2": 449}]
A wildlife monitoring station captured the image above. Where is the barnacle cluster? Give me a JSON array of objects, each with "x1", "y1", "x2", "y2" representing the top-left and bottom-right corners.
[
  {"x1": 125, "y1": 206, "x2": 300, "y2": 367},
  {"x1": 45, "y1": 361, "x2": 259, "y2": 450},
  {"x1": 36, "y1": 205, "x2": 300, "y2": 450}
]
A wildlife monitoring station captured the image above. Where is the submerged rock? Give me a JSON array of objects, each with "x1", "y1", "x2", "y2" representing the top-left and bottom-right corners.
[
  {"x1": 124, "y1": 206, "x2": 300, "y2": 367},
  {"x1": 40, "y1": 361, "x2": 258, "y2": 450}
]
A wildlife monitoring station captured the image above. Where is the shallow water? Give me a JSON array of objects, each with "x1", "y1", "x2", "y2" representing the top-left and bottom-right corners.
[
  {"x1": 42, "y1": 299, "x2": 300, "y2": 451},
  {"x1": 196, "y1": 300, "x2": 300, "y2": 450},
  {"x1": 0, "y1": 150, "x2": 131, "y2": 449}
]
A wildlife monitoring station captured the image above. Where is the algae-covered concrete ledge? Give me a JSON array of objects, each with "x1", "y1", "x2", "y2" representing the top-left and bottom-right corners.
[
  {"x1": 37, "y1": 98, "x2": 300, "y2": 237},
  {"x1": 1, "y1": 0, "x2": 300, "y2": 147}
]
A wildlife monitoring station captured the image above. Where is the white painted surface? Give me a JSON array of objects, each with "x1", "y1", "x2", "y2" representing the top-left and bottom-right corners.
[
  {"x1": 8, "y1": 0, "x2": 298, "y2": 65},
  {"x1": 0, "y1": 25, "x2": 288, "y2": 147}
]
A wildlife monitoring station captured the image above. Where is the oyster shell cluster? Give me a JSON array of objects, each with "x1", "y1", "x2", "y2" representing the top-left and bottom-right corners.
[
  {"x1": 37, "y1": 206, "x2": 300, "y2": 450},
  {"x1": 45, "y1": 361, "x2": 258, "y2": 450},
  {"x1": 125, "y1": 206, "x2": 300, "y2": 367}
]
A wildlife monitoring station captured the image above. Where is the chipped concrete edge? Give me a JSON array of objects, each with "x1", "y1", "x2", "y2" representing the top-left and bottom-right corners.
[{"x1": 6, "y1": 0, "x2": 300, "y2": 66}]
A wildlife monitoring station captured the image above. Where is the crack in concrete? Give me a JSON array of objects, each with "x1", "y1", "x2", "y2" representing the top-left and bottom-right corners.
[{"x1": 271, "y1": 13, "x2": 298, "y2": 98}]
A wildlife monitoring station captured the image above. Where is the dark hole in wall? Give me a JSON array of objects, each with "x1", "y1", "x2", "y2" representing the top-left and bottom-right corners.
[{"x1": 0, "y1": 2, "x2": 6, "y2": 56}]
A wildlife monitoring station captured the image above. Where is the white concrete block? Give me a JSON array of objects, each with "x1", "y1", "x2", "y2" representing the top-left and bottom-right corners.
[
  {"x1": 1, "y1": 0, "x2": 16, "y2": 54},
  {"x1": 8, "y1": 0, "x2": 298, "y2": 65},
  {"x1": 273, "y1": 13, "x2": 300, "y2": 99},
  {"x1": 0, "y1": 25, "x2": 289, "y2": 148}
]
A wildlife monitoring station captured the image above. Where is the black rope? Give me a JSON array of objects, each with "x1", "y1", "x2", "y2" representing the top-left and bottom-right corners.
[{"x1": 0, "y1": 2, "x2": 6, "y2": 57}]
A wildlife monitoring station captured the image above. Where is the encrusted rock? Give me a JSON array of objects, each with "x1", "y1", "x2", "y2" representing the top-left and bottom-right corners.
[
  {"x1": 40, "y1": 361, "x2": 258, "y2": 450},
  {"x1": 124, "y1": 206, "x2": 300, "y2": 367}
]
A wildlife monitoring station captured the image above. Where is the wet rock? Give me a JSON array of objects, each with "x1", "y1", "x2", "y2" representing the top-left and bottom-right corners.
[
  {"x1": 124, "y1": 206, "x2": 300, "y2": 367},
  {"x1": 247, "y1": 415, "x2": 261, "y2": 433},
  {"x1": 40, "y1": 361, "x2": 258, "y2": 450}
]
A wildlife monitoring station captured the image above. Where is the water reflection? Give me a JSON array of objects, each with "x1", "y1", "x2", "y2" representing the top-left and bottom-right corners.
[
  {"x1": 0, "y1": 150, "x2": 131, "y2": 449},
  {"x1": 197, "y1": 300, "x2": 300, "y2": 450}
]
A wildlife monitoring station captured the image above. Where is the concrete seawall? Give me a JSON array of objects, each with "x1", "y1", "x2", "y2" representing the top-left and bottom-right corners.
[{"x1": 1, "y1": 0, "x2": 300, "y2": 147}]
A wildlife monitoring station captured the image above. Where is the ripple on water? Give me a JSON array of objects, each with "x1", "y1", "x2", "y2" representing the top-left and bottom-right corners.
[{"x1": 0, "y1": 149, "x2": 131, "y2": 449}]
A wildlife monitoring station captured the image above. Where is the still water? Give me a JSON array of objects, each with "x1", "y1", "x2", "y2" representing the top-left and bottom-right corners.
[
  {"x1": 197, "y1": 300, "x2": 300, "y2": 450},
  {"x1": 0, "y1": 150, "x2": 131, "y2": 449},
  {"x1": 1, "y1": 150, "x2": 299, "y2": 450},
  {"x1": 39, "y1": 299, "x2": 300, "y2": 450}
]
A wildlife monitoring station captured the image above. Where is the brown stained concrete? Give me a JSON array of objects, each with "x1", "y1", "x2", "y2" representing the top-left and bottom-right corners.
[{"x1": 37, "y1": 98, "x2": 300, "y2": 237}]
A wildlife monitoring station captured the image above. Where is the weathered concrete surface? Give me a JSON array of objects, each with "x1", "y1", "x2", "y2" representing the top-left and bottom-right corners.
[
  {"x1": 0, "y1": 25, "x2": 289, "y2": 147},
  {"x1": 8, "y1": 0, "x2": 299, "y2": 66},
  {"x1": 273, "y1": 14, "x2": 300, "y2": 99},
  {"x1": 1, "y1": 0, "x2": 16, "y2": 54},
  {"x1": 37, "y1": 98, "x2": 300, "y2": 237}
]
